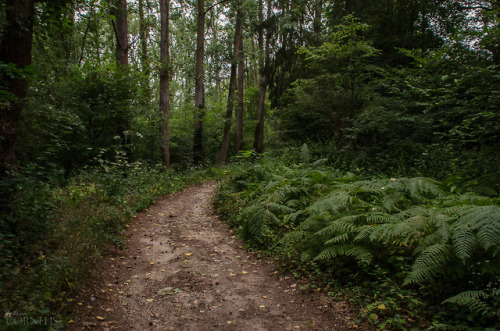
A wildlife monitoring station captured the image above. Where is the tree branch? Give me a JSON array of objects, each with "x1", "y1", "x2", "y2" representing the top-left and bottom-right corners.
[{"x1": 205, "y1": 0, "x2": 231, "y2": 15}]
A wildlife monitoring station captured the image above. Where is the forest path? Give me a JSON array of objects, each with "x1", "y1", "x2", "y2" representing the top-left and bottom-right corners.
[{"x1": 70, "y1": 182, "x2": 356, "y2": 330}]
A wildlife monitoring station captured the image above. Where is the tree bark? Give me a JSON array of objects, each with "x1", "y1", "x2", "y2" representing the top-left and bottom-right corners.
[
  {"x1": 109, "y1": 0, "x2": 130, "y2": 154},
  {"x1": 112, "y1": 0, "x2": 129, "y2": 67},
  {"x1": 193, "y1": 0, "x2": 206, "y2": 165},
  {"x1": 219, "y1": 2, "x2": 243, "y2": 164},
  {"x1": 160, "y1": 0, "x2": 171, "y2": 168},
  {"x1": 253, "y1": 0, "x2": 270, "y2": 154},
  {"x1": 139, "y1": 0, "x2": 151, "y2": 98},
  {"x1": 235, "y1": 17, "x2": 245, "y2": 155},
  {"x1": 313, "y1": 0, "x2": 322, "y2": 36},
  {"x1": 0, "y1": 0, "x2": 36, "y2": 173}
]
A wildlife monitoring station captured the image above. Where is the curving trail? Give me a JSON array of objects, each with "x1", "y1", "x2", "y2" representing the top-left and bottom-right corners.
[{"x1": 70, "y1": 182, "x2": 357, "y2": 330}]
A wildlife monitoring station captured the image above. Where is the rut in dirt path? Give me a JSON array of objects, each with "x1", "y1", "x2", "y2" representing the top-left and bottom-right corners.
[{"x1": 71, "y1": 182, "x2": 357, "y2": 330}]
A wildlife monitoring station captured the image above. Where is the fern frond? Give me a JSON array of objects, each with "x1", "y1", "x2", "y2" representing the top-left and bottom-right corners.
[
  {"x1": 452, "y1": 229, "x2": 477, "y2": 261},
  {"x1": 298, "y1": 214, "x2": 330, "y2": 231},
  {"x1": 477, "y1": 222, "x2": 500, "y2": 250},
  {"x1": 279, "y1": 230, "x2": 310, "y2": 245},
  {"x1": 453, "y1": 205, "x2": 499, "y2": 230},
  {"x1": 353, "y1": 225, "x2": 376, "y2": 242},
  {"x1": 404, "y1": 243, "x2": 453, "y2": 285},
  {"x1": 314, "y1": 218, "x2": 356, "y2": 237},
  {"x1": 441, "y1": 192, "x2": 492, "y2": 206},
  {"x1": 267, "y1": 202, "x2": 295, "y2": 215},
  {"x1": 325, "y1": 233, "x2": 350, "y2": 245},
  {"x1": 380, "y1": 192, "x2": 407, "y2": 212},
  {"x1": 314, "y1": 244, "x2": 373, "y2": 263},
  {"x1": 307, "y1": 191, "x2": 352, "y2": 215},
  {"x1": 443, "y1": 290, "x2": 496, "y2": 317},
  {"x1": 364, "y1": 212, "x2": 397, "y2": 224}
]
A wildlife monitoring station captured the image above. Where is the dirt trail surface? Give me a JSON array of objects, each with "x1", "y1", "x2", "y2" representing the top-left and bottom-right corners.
[{"x1": 70, "y1": 182, "x2": 357, "y2": 330}]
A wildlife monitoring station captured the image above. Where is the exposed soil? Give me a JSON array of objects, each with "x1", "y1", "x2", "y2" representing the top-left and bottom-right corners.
[{"x1": 69, "y1": 182, "x2": 360, "y2": 330}]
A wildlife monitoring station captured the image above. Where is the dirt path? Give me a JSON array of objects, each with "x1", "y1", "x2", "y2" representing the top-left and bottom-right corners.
[{"x1": 70, "y1": 182, "x2": 357, "y2": 330}]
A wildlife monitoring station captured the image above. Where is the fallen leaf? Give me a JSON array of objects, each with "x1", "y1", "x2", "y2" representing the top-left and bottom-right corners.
[
  {"x1": 156, "y1": 287, "x2": 182, "y2": 296},
  {"x1": 96, "y1": 316, "x2": 104, "y2": 321},
  {"x1": 378, "y1": 303, "x2": 386, "y2": 310},
  {"x1": 229, "y1": 273, "x2": 237, "y2": 277},
  {"x1": 185, "y1": 253, "x2": 193, "y2": 256},
  {"x1": 145, "y1": 299, "x2": 154, "y2": 303},
  {"x1": 242, "y1": 271, "x2": 248, "y2": 275}
]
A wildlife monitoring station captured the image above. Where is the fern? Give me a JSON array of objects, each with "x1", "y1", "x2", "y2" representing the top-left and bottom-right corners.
[
  {"x1": 314, "y1": 217, "x2": 357, "y2": 237},
  {"x1": 404, "y1": 243, "x2": 453, "y2": 285},
  {"x1": 314, "y1": 244, "x2": 373, "y2": 263},
  {"x1": 222, "y1": 162, "x2": 500, "y2": 327},
  {"x1": 444, "y1": 289, "x2": 500, "y2": 318}
]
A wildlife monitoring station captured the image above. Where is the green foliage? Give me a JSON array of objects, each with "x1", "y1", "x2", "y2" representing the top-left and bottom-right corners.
[
  {"x1": 0, "y1": 158, "x2": 213, "y2": 327},
  {"x1": 214, "y1": 152, "x2": 500, "y2": 329}
]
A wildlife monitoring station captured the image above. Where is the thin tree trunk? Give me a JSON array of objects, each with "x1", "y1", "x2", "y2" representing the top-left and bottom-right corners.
[
  {"x1": 235, "y1": 9, "x2": 245, "y2": 155},
  {"x1": 219, "y1": 3, "x2": 244, "y2": 164},
  {"x1": 160, "y1": 0, "x2": 171, "y2": 168},
  {"x1": 251, "y1": 39, "x2": 259, "y2": 86},
  {"x1": 111, "y1": 0, "x2": 130, "y2": 153},
  {"x1": 0, "y1": 0, "x2": 35, "y2": 174},
  {"x1": 139, "y1": 0, "x2": 151, "y2": 98},
  {"x1": 193, "y1": 0, "x2": 206, "y2": 165},
  {"x1": 253, "y1": 0, "x2": 270, "y2": 154}
]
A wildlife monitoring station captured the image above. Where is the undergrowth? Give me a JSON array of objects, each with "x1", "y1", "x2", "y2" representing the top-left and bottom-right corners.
[
  {"x1": 213, "y1": 148, "x2": 500, "y2": 330},
  {"x1": 0, "y1": 151, "x2": 216, "y2": 329}
]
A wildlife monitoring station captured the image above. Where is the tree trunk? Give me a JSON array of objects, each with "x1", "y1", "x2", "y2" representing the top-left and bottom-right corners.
[
  {"x1": 0, "y1": 0, "x2": 35, "y2": 174},
  {"x1": 313, "y1": 0, "x2": 322, "y2": 36},
  {"x1": 139, "y1": 0, "x2": 151, "y2": 98},
  {"x1": 219, "y1": 2, "x2": 243, "y2": 164},
  {"x1": 253, "y1": 0, "x2": 270, "y2": 154},
  {"x1": 235, "y1": 8, "x2": 245, "y2": 155},
  {"x1": 160, "y1": 0, "x2": 171, "y2": 168},
  {"x1": 193, "y1": 0, "x2": 206, "y2": 165},
  {"x1": 111, "y1": 0, "x2": 130, "y2": 153},
  {"x1": 112, "y1": 0, "x2": 129, "y2": 67}
]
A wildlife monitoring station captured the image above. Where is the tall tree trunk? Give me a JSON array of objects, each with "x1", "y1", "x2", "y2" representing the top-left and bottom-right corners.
[
  {"x1": 313, "y1": 0, "x2": 322, "y2": 36},
  {"x1": 235, "y1": 8, "x2": 245, "y2": 155},
  {"x1": 218, "y1": 1, "x2": 243, "y2": 165},
  {"x1": 0, "y1": 0, "x2": 35, "y2": 174},
  {"x1": 193, "y1": 0, "x2": 206, "y2": 165},
  {"x1": 253, "y1": 0, "x2": 270, "y2": 154},
  {"x1": 160, "y1": 0, "x2": 171, "y2": 168},
  {"x1": 112, "y1": 0, "x2": 129, "y2": 67},
  {"x1": 139, "y1": 0, "x2": 151, "y2": 98},
  {"x1": 251, "y1": 39, "x2": 259, "y2": 86},
  {"x1": 111, "y1": 0, "x2": 130, "y2": 152}
]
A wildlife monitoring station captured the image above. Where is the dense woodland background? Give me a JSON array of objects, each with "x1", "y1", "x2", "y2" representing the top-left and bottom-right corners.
[{"x1": 1, "y1": 0, "x2": 499, "y2": 329}]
